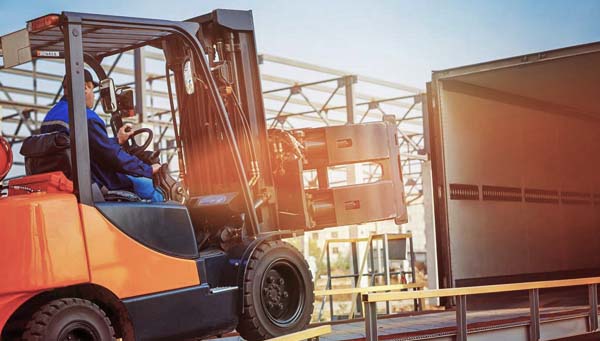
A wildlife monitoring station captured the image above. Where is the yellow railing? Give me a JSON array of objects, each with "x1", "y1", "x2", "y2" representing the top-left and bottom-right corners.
[
  {"x1": 315, "y1": 282, "x2": 425, "y2": 297},
  {"x1": 361, "y1": 277, "x2": 600, "y2": 341},
  {"x1": 315, "y1": 283, "x2": 426, "y2": 320}
]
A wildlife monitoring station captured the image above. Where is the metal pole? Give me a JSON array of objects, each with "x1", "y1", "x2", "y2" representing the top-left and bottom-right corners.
[
  {"x1": 9, "y1": 119, "x2": 23, "y2": 145},
  {"x1": 260, "y1": 54, "x2": 422, "y2": 93},
  {"x1": 529, "y1": 288, "x2": 541, "y2": 341},
  {"x1": 344, "y1": 75, "x2": 357, "y2": 124},
  {"x1": 32, "y1": 59, "x2": 38, "y2": 124},
  {"x1": 364, "y1": 301, "x2": 378, "y2": 341},
  {"x1": 383, "y1": 234, "x2": 391, "y2": 314},
  {"x1": 409, "y1": 234, "x2": 419, "y2": 311},
  {"x1": 64, "y1": 16, "x2": 93, "y2": 205},
  {"x1": 351, "y1": 241, "x2": 362, "y2": 317},
  {"x1": 456, "y1": 295, "x2": 467, "y2": 341},
  {"x1": 317, "y1": 242, "x2": 328, "y2": 322},
  {"x1": 228, "y1": 32, "x2": 241, "y2": 97},
  {"x1": 369, "y1": 239, "x2": 376, "y2": 286},
  {"x1": 422, "y1": 160, "x2": 439, "y2": 307},
  {"x1": 383, "y1": 235, "x2": 391, "y2": 284},
  {"x1": 326, "y1": 244, "x2": 334, "y2": 321},
  {"x1": 134, "y1": 48, "x2": 146, "y2": 123},
  {"x1": 589, "y1": 284, "x2": 598, "y2": 331}
]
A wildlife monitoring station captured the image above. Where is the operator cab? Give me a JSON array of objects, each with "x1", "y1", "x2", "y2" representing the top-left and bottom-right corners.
[
  {"x1": 16, "y1": 65, "x2": 200, "y2": 259},
  {"x1": 2, "y1": 11, "x2": 278, "y2": 255},
  {"x1": 17, "y1": 66, "x2": 176, "y2": 203},
  {"x1": 2, "y1": 13, "x2": 248, "y2": 258}
]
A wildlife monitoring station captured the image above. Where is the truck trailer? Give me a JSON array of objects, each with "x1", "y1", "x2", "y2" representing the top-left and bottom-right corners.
[
  {"x1": 342, "y1": 41, "x2": 600, "y2": 341},
  {"x1": 427, "y1": 42, "x2": 600, "y2": 292}
]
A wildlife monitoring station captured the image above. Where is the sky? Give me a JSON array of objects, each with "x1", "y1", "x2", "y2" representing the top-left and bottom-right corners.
[{"x1": 1, "y1": 0, "x2": 599, "y2": 89}]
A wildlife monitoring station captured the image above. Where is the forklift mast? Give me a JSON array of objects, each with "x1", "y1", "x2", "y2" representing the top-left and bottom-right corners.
[
  {"x1": 172, "y1": 10, "x2": 408, "y2": 234},
  {"x1": 175, "y1": 10, "x2": 279, "y2": 232}
]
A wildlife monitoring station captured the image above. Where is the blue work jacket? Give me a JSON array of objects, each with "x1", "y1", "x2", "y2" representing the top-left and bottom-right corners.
[{"x1": 41, "y1": 98, "x2": 152, "y2": 191}]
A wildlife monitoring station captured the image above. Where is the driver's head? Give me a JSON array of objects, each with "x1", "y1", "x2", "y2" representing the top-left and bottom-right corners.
[{"x1": 62, "y1": 69, "x2": 99, "y2": 109}]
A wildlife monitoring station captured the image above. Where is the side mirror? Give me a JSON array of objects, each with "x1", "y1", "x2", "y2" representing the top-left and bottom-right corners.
[
  {"x1": 116, "y1": 87, "x2": 135, "y2": 117},
  {"x1": 99, "y1": 78, "x2": 117, "y2": 113}
]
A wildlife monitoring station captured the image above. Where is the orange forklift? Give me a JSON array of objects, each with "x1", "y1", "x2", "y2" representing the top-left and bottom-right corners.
[{"x1": 0, "y1": 10, "x2": 407, "y2": 341}]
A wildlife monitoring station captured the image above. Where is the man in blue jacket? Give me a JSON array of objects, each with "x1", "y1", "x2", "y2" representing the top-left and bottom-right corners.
[{"x1": 41, "y1": 70, "x2": 163, "y2": 202}]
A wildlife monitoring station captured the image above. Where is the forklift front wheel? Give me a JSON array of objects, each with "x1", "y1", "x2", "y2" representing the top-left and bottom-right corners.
[
  {"x1": 22, "y1": 298, "x2": 115, "y2": 341},
  {"x1": 238, "y1": 240, "x2": 314, "y2": 340}
]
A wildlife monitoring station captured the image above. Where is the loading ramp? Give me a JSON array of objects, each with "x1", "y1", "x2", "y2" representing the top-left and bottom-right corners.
[
  {"x1": 322, "y1": 305, "x2": 597, "y2": 341},
  {"x1": 216, "y1": 277, "x2": 600, "y2": 341}
]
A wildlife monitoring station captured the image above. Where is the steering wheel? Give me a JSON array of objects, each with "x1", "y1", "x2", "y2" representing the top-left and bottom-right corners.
[{"x1": 126, "y1": 127, "x2": 154, "y2": 156}]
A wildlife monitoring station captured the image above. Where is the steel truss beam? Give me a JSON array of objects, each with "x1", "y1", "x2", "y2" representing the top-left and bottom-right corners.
[{"x1": 0, "y1": 48, "x2": 426, "y2": 206}]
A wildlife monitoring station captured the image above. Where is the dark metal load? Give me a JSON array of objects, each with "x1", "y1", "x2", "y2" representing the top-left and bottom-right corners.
[{"x1": 269, "y1": 116, "x2": 407, "y2": 230}]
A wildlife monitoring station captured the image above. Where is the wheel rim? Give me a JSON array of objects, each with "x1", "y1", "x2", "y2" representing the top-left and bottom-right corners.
[
  {"x1": 58, "y1": 321, "x2": 100, "y2": 341},
  {"x1": 260, "y1": 258, "x2": 305, "y2": 327}
]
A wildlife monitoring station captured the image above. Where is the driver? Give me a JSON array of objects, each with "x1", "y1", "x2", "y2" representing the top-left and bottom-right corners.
[{"x1": 41, "y1": 70, "x2": 164, "y2": 202}]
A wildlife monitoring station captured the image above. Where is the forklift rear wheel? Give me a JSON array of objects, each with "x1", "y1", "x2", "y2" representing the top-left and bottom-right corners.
[
  {"x1": 22, "y1": 298, "x2": 115, "y2": 341},
  {"x1": 238, "y1": 240, "x2": 314, "y2": 340}
]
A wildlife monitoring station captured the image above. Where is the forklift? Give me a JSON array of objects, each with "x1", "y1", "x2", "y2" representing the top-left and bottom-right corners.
[{"x1": 0, "y1": 9, "x2": 407, "y2": 341}]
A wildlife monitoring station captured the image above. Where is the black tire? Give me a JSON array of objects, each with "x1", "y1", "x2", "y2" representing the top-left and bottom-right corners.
[
  {"x1": 237, "y1": 240, "x2": 314, "y2": 341},
  {"x1": 22, "y1": 298, "x2": 115, "y2": 341}
]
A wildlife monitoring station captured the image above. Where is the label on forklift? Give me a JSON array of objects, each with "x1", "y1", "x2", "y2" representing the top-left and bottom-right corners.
[
  {"x1": 8, "y1": 171, "x2": 73, "y2": 196},
  {"x1": 35, "y1": 50, "x2": 61, "y2": 57}
]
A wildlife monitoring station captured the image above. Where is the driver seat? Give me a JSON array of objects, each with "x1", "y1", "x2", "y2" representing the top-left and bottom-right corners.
[
  {"x1": 20, "y1": 131, "x2": 72, "y2": 178},
  {"x1": 20, "y1": 131, "x2": 142, "y2": 202}
]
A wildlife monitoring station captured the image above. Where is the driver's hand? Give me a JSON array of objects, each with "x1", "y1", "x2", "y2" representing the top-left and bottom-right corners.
[
  {"x1": 151, "y1": 163, "x2": 161, "y2": 175},
  {"x1": 117, "y1": 123, "x2": 134, "y2": 145}
]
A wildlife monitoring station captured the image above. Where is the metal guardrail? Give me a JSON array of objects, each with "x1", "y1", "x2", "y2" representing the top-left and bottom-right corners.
[
  {"x1": 361, "y1": 276, "x2": 600, "y2": 341},
  {"x1": 315, "y1": 283, "x2": 426, "y2": 322},
  {"x1": 266, "y1": 325, "x2": 332, "y2": 341},
  {"x1": 315, "y1": 233, "x2": 419, "y2": 321}
]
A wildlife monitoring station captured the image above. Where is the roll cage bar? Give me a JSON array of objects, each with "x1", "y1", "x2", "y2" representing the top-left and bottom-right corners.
[{"x1": 28, "y1": 11, "x2": 261, "y2": 234}]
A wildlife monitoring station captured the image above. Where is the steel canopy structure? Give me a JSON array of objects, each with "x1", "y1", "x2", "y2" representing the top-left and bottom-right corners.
[{"x1": 0, "y1": 48, "x2": 427, "y2": 206}]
